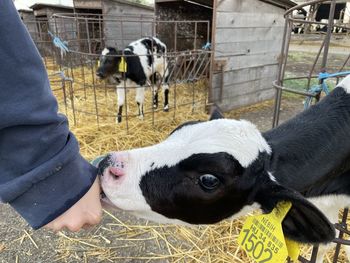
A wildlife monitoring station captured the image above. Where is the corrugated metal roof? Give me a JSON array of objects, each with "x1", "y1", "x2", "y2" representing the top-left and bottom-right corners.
[
  {"x1": 23, "y1": 0, "x2": 74, "y2": 9},
  {"x1": 30, "y1": 3, "x2": 74, "y2": 10}
]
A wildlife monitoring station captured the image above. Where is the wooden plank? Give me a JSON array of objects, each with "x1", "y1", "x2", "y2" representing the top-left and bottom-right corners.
[
  {"x1": 221, "y1": 51, "x2": 280, "y2": 71},
  {"x1": 216, "y1": 12, "x2": 285, "y2": 29},
  {"x1": 217, "y1": 0, "x2": 285, "y2": 13},
  {"x1": 222, "y1": 75, "x2": 275, "y2": 96},
  {"x1": 218, "y1": 87, "x2": 275, "y2": 112},
  {"x1": 215, "y1": 27, "x2": 283, "y2": 43},
  {"x1": 213, "y1": 82, "x2": 276, "y2": 111},
  {"x1": 212, "y1": 64, "x2": 279, "y2": 88},
  {"x1": 215, "y1": 40, "x2": 283, "y2": 58}
]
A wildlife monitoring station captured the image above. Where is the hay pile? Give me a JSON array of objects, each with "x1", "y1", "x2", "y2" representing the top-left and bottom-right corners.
[{"x1": 45, "y1": 60, "x2": 348, "y2": 263}]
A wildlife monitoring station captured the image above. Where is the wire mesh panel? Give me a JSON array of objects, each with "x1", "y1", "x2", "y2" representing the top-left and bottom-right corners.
[
  {"x1": 43, "y1": 14, "x2": 211, "y2": 131},
  {"x1": 23, "y1": 19, "x2": 58, "y2": 67}
]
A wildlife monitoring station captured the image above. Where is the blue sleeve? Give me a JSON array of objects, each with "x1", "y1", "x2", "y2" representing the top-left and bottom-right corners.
[{"x1": 0, "y1": 0, "x2": 97, "y2": 229}]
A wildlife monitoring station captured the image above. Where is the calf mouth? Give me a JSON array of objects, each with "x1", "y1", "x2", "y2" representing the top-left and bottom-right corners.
[
  {"x1": 96, "y1": 75, "x2": 106, "y2": 80},
  {"x1": 92, "y1": 154, "x2": 119, "y2": 209},
  {"x1": 100, "y1": 189, "x2": 118, "y2": 209}
]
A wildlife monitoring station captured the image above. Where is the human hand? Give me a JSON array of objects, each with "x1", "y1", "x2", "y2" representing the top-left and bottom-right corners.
[{"x1": 45, "y1": 177, "x2": 102, "y2": 232}]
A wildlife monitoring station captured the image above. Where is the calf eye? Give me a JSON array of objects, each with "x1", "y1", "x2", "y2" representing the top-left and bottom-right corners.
[{"x1": 199, "y1": 174, "x2": 220, "y2": 191}]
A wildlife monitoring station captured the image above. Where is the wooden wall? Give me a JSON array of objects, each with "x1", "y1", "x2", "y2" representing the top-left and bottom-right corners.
[
  {"x1": 20, "y1": 11, "x2": 37, "y2": 38},
  {"x1": 212, "y1": 0, "x2": 286, "y2": 111},
  {"x1": 102, "y1": 0, "x2": 154, "y2": 48}
]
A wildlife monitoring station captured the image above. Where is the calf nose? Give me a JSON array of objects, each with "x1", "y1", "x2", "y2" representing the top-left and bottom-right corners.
[
  {"x1": 97, "y1": 154, "x2": 111, "y2": 175},
  {"x1": 96, "y1": 71, "x2": 104, "y2": 78},
  {"x1": 107, "y1": 152, "x2": 129, "y2": 179},
  {"x1": 109, "y1": 166, "x2": 124, "y2": 178}
]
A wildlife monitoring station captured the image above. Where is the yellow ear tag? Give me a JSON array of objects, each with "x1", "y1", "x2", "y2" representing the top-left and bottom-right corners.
[
  {"x1": 97, "y1": 60, "x2": 100, "y2": 67},
  {"x1": 238, "y1": 201, "x2": 300, "y2": 263},
  {"x1": 118, "y1": 57, "x2": 127, "y2": 73}
]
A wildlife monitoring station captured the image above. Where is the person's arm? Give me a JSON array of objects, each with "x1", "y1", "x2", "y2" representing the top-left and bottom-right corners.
[{"x1": 0, "y1": 0, "x2": 101, "y2": 230}]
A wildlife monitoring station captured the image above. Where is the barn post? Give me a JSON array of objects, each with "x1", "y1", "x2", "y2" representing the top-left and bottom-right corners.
[
  {"x1": 194, "y1": 21, "x2": 197, "y2": 50},
  {"x1": 174, "y1": 21, "x2": 178, "y2": 51},
  {"x1": 208, "y1": 0, "x2": 217, "y2": 110},
  {"x1": 85, "y1": 18, "x2": 92, "y2": 54}
]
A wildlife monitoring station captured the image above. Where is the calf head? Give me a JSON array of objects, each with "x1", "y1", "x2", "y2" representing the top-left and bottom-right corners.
[
  {"x1": 98, "y1": 110, "x2": 335, "y2": 244},
  {"x1": 96, "y1": 47, "x2": 121, "y2": 80}
]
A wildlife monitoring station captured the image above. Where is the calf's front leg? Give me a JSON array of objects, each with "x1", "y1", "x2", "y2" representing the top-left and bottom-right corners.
[
  {"x1": 116, "y1": 87, "x2": 125, "y2": 123},
  {"x1": 136, "y1": 86, "x2": 145, "y2": 120}
]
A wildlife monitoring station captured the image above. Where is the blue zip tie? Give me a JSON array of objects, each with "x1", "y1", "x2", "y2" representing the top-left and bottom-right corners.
[
  {"x1": 202, "y1": 42, "x2": 211, "y2": 50},
  {"x1": 48, "y1": 31, "x2": 69, "y2": 55}
]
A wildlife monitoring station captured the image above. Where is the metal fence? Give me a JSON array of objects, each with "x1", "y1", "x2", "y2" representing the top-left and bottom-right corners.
[
  {"x1": 26, "y1": 14, "x2": 212, "y2": 130},
  {"x1": 273, "y1": 1, "x2": 350, "y2": 262},
  {"x1": 273, "y1": 0, "x2": 350, "y2": 127}
]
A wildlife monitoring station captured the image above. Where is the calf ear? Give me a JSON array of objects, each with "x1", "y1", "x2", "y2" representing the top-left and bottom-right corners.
[
  {"x1": 209, "y1": 105, "x2": 224, "y2": 120},
  {"x1": 255, "y1": 182, "x2": 335, "y2": 244}
]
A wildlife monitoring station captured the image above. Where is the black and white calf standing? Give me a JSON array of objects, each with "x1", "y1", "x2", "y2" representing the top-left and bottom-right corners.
[
  {"x1": 292, "y1": 8, "x2": 307, "y2": 34},
  {"x1": 98, "y1": 76, "x2": 350, "y2": 260},
  {"x1": 96, "y1": 37, "x2": 170, "y2": 123}
]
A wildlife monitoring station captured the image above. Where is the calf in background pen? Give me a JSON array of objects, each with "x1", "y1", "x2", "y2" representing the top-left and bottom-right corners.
[
  {"x1": 292, "y1": 8, "x2": 307, "y2": 34},
  {"x1": 99, "y1": 76, "x2": 350, "y2": 261},
  {"x1": 96, "y1": 37, "x2": 170, "y2": 123}
]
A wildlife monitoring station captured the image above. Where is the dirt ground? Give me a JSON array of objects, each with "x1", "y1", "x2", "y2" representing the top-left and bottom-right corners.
[{"x1": 1, "y1": 42, "x2": 349, "y2": 262}]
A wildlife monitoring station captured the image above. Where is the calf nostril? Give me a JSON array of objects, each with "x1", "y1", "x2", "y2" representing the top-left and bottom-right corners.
[{"x1": 109, "y1": 167, "x2": 124, "y2": 178}]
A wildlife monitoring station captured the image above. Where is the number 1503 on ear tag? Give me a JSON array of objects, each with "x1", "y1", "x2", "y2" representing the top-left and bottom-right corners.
[{"x1": 237, "y1": 202, "x2": 300, "y2": 263}]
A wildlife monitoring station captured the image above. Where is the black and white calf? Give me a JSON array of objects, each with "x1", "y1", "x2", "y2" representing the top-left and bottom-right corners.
[
  {"x1": 98, "y1": 76, "x2": 350, "y2": 260},
  {"x1": 96, "y1": 37, "x2": 170, "y2": 123},
  {"x1": 292, "y1": 8, "x2": 307, "y2": 34}
]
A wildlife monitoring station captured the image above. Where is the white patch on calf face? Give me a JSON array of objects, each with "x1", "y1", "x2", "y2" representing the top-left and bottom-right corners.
[
  {"x1": 100, "y1": 151, "x2": 150, "y2": 212},
  {"x1": 164, "y1": 119, "x2": 271, "y2": 168},
  {"x1": 337, "y1": 74, "x2": 350, "y2": 93},
  {"x1": 102, "y1": 48, "x2": 110, "y2": 56},
  {"x1": 100, "y1": 119, "x2": 271, "y2": 224}
]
